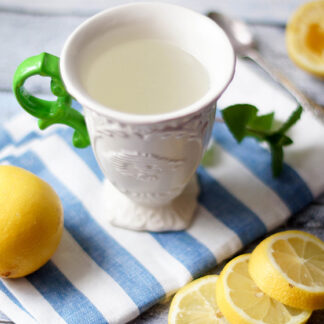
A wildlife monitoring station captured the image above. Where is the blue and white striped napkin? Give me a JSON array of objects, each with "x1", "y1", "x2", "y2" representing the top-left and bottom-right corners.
[{"x1": 0, "y1": 60, "x2": 323, "y2": 324}]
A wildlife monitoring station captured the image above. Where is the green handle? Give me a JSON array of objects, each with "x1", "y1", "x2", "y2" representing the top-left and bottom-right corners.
[{"x1": 13, "y1": 52, "x2": 90, "y2": 148}]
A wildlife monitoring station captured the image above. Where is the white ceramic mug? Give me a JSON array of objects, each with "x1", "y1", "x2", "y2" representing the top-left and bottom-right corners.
[{"x1": 13, "y1": 2, "x2": 235, "y2": 232}]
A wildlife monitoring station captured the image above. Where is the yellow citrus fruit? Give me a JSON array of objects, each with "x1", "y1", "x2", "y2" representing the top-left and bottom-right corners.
[
  {"x1": 0, "y1": 165, "x2": 63, "y2": 278},
  {"x1": 249, "y1": 230, "x2": 324, "y2": 311},
  {"x1": 286, "y1": 0, "x2": 324, "y2": 77},
  {"x1": 216, "y1": 254, "x2": 311, "y2": 324},
  {"x1": 168, "y1": 275, "x2": 229, "y2": 324}
]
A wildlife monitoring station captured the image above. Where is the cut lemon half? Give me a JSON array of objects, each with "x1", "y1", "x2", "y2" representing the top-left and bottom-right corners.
[
  {"x1": 286, "y1": 0, "x2": 324, "y2": 77},
  {"x1": 168, "y1": 275, "x2": 228, "y2": 324},
  {"x1": 249, "y1": 230, "x2": 324, "y2": 310},
  {"x1": 216, "y1": 254, "x2": 311, "y2": 324}
]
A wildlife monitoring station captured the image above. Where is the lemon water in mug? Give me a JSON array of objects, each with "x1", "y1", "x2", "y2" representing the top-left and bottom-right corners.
[{"x1": 81, "y1": 39, "x2": 210, "y2": 115}]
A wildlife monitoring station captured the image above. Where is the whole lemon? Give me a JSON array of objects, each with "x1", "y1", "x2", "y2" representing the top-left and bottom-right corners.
[{"x1": 0, "y1": 165, "x2": 63, "y2": 278}]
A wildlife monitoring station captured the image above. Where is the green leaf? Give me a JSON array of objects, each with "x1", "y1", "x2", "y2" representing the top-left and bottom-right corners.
[
  {"x1": 221, "y1": 103, "x2": 302, "y2": 178},
  {"x1": 277, "y1": 105, "x2": 303, "y2": 134},
  {"x1": 222, "y1": 104, "x2": 258, "y2": 142},
  {"x1": 280, "y1": 135, "x2": 293, "y2": 146},
  {"x1": 270, "y1": 144, "x2": 283, "y2": 177},
  {"x1": 245, "y1": 113, "x2": 274, "y2": 141},
  {"x1": 266, "y1": 133, "x2": 293, "y2": 146},
  {"x1": 245, "y1": 130, "x2": 264, "y2": 141},
  {"x1": 249, "y1": 112, "x2": 274, "y2": 132},
  {"x1": 201, "y1": 145, "x2": 215, "y2": 167}
]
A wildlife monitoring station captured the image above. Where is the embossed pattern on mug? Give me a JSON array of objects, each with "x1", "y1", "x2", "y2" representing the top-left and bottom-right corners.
[{"x1": 81, "y1": 39, "x2": 210, "y2": 115}]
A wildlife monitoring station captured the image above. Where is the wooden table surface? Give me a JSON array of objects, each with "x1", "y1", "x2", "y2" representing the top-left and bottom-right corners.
[{"x1": 0, "y1": 1, "x2": 323, "y2": 323}]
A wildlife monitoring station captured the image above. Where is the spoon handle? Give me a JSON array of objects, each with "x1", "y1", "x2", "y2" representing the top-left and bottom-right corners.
[{"x1": 248, "y1": 50, "x2": 324, "y2": 122}]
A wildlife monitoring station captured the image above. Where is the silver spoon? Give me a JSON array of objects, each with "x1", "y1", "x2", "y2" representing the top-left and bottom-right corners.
[{"x1": 208, "y1": 11, "x2": 324, "y2": 121}]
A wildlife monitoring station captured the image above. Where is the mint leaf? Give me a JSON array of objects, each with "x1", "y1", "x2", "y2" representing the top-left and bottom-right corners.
[
  {"x1": 277, "y1": 105, "x2": 302, "y2": 134},
  {"x1": 249, "y1": 112, "x2": 274, "y2": 132},
  {"x1": 201, "y1": 145, "x2": 215, "y2": 167},
  {"x1": 246, "y1": 113, "x2": 274, "y2": 141},
  {"x1": 222, "y1": 104, "x2": 258, "y2": 142},
  {"x1": 266, "y1": 133, "x2": 293, "y2": 146},
  {"x1": 221, "y1": 104, "x2": 303, "y2": 177}
]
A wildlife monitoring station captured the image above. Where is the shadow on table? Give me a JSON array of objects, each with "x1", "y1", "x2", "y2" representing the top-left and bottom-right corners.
[{"x1": 309, "y1": 310, "x2": 324, "y2": 323}]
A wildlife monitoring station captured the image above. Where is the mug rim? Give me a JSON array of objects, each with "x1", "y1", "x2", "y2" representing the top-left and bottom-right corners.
[{"x1": 60, "y1": 2, "x2": 236, "y2": 124}]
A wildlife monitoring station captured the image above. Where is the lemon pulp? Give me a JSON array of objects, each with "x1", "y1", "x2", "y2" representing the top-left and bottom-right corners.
[
  {"x1": 249, "y1": 230, "x2": 324, "y2": 310},
  {"x1": 168, "y1": 275, "x2": 228, "y2": 324},
  {"x1": 286, "y1": 0, "x2": 324, "y2": 76},
  {"x1": 216, "y1": 254, "x2": 311, "y2": 324}
]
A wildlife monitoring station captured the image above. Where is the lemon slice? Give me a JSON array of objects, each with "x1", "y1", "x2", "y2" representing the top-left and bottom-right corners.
[
  {"x1": 286, "y1": 0, "x2": 324, "y2": 77},
  {"x1": 168, "y1": 275, "x2": 228, "y2": 324},
  {"x1": 216, "y1": 254, "x2": 311, "y2": 324},
  {"x1": 249, "y1": 230, "x2": 324, "y2": 310}
]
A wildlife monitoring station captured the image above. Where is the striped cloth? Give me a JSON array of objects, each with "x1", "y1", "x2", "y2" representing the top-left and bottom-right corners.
[{"x1": 0, "y1": 59, "x2": 323, "y2": 324}]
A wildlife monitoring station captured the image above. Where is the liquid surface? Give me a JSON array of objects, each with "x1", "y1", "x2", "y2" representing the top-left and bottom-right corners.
[{"x1": 81, "y1": 39, "x2": 209, "y2": 115}]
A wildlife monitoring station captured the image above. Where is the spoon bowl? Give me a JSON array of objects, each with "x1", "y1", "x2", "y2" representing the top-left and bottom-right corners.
[{"x1": 208, "y1": 12, "x2": 256, "y2": 56}]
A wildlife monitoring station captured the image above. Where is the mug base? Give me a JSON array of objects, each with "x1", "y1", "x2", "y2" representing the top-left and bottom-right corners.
[{"x1": 104, "y1": 175, "x2": 200, "y2": 232}]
